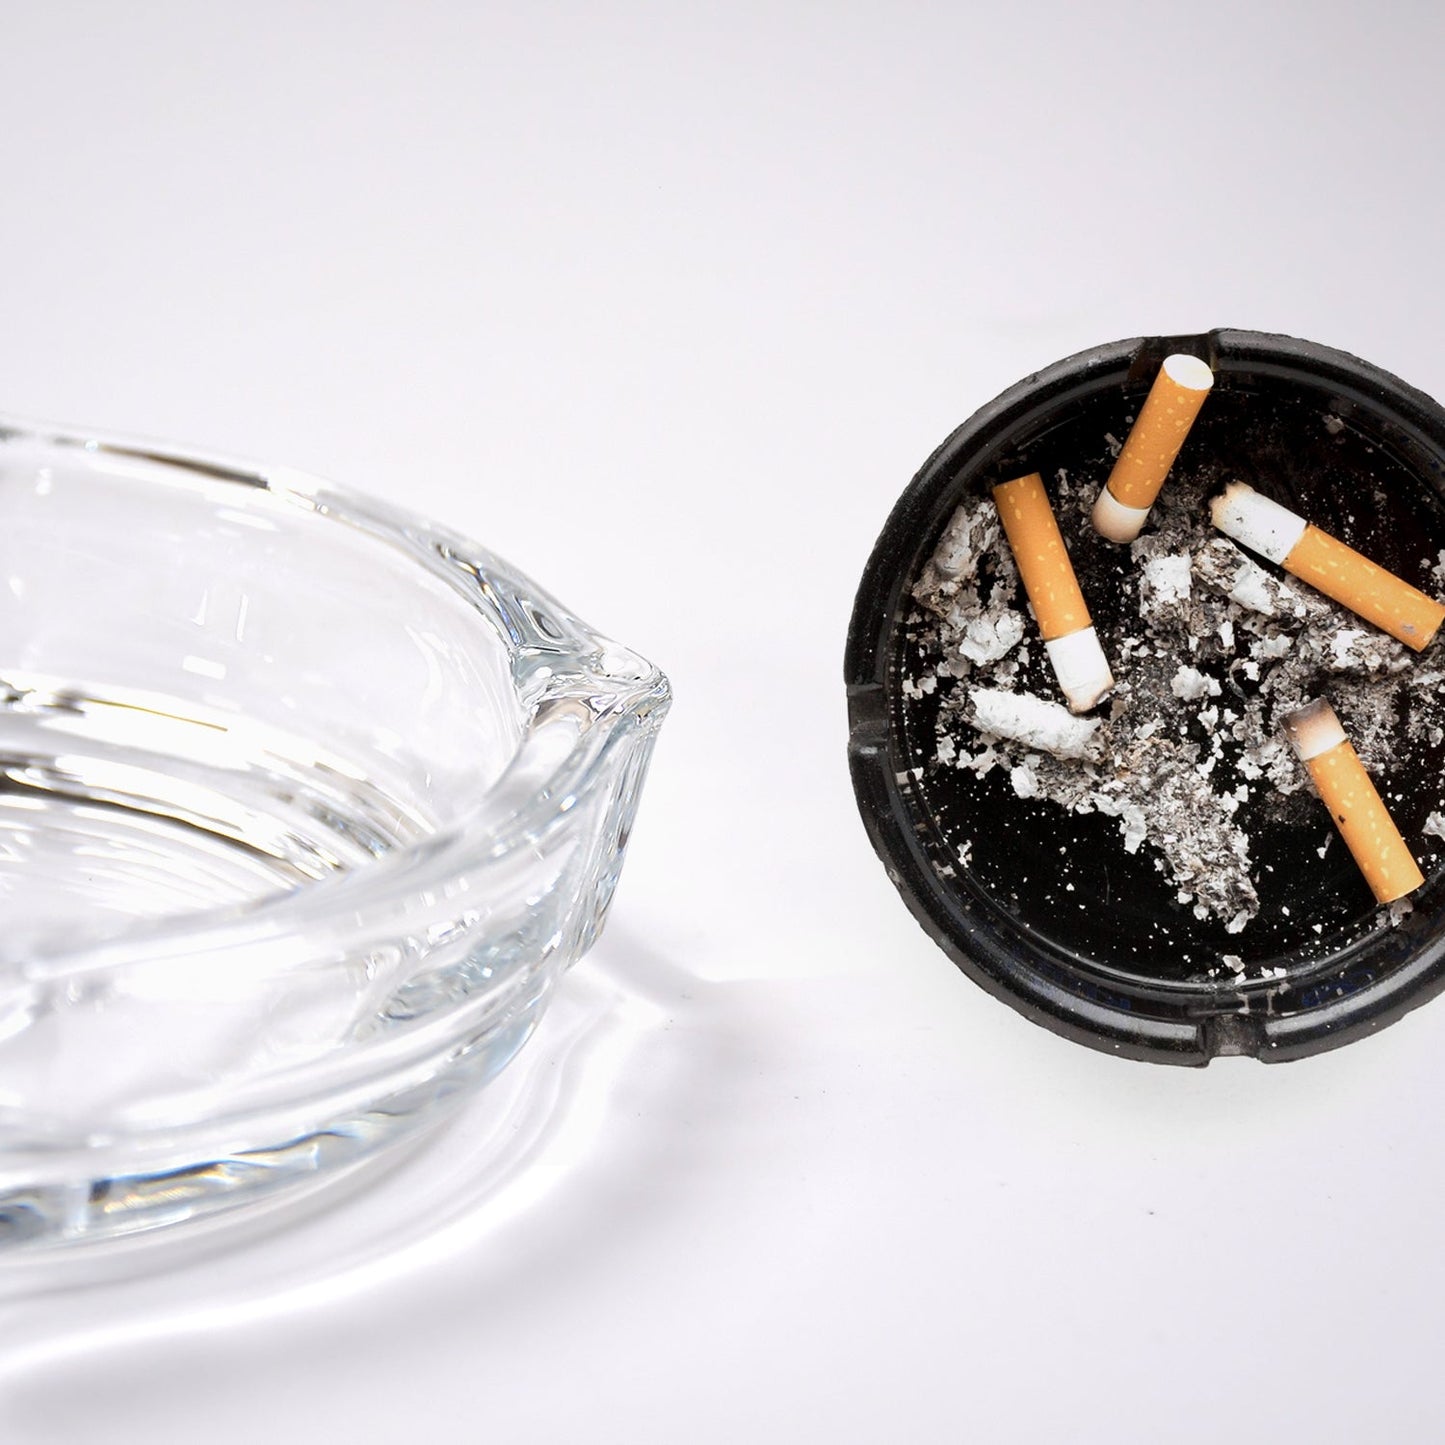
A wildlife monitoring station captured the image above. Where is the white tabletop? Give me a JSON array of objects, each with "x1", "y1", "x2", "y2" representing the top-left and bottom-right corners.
[{"x1": 3, "y1": 4, "x2": 1444, "y2": 1440}]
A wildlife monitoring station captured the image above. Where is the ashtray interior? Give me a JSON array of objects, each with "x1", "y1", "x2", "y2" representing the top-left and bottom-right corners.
[
  {"x1": 0, "y1": 433, "x2": 520, "y2": 957},
  {"x1": 847, "y1": 330, "x2": 1445, "y2": 1062}
]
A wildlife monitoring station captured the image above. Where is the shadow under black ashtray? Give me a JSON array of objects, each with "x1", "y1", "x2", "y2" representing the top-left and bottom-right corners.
[{"x1": 847, "y1": 329, "x2": 1445, "y2": 1065}]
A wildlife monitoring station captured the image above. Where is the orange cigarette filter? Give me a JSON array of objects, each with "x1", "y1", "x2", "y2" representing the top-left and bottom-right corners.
[
  {"x1": 1212, "y1": 482, "x2": 1445, "y2": 651},
  {"x1": 992, "y1": 473, "x2": 1113, "y2": 713},
  {"x1": 1286, "y1": 526, "x2": 1444, "y2": 650},
  {"x1": 993, "y1": 474, "x2": 1090, "y2": 639},
  {"x1": 1283, "y1": 699, "x2": 1424, "y2": 904},
  {"x1": 1092, "y1": 354, "x2": 1213, "y2": 543}
]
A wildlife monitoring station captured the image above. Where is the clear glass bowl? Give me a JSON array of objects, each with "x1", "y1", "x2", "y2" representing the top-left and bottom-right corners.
[{"x1": 0, "y1": 417, "x2": 669, "y2": 1247}]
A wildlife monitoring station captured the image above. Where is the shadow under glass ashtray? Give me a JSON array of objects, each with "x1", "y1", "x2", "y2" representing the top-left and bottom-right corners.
[
  {"x1": 847, "y1": 329, "x2": 1445, "y2": 1065},
  {"x1": 0, "y1": 418, "x2": 669, "y2": 1247}
]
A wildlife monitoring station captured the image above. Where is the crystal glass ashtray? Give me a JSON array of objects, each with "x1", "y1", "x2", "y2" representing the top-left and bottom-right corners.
[{"x1": 0, "y1": 419, "x2": 669, "y2": 1247}]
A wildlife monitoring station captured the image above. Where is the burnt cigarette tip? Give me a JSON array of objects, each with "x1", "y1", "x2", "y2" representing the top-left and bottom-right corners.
[
  {"x1": 1282, "y1": 698, "x2": 1347, "y2": 761},
  {"x1": 1091, "y1": 486, "x2": 1150, "y2": 544}
]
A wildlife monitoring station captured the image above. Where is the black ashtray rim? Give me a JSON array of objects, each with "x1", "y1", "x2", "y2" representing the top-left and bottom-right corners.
[{"x1": 845, "y1": 328, "x2": 1445, "y2": 1065}]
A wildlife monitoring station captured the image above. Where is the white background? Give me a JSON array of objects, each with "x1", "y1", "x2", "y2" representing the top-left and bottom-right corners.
[{"x1": 2, "y1": 2, "x2": 1444, "y2": 1439}]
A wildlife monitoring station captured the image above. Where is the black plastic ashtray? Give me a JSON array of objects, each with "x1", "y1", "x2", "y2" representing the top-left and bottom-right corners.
[{"x1": 846, "y1": 329, "x2": 1445, "y2": 1064}]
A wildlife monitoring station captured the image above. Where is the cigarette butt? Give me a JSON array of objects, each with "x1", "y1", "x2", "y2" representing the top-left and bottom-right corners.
[
  {"x1": 1211, "y1": 482, "x2": 1445, "y2": 651},
  {"x1": 1092, "y1": 353, "x2": 1213, "y2": 543},
  {"x1": 992, "y1": 473, "x2": 1114, "y2": 712},
  {"x1": 1283, "y1": 698, "x2": 1424, "y2": 904}
]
